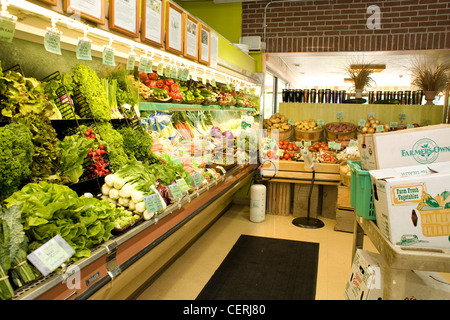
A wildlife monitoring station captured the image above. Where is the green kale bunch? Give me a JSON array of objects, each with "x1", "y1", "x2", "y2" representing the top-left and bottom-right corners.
[{"x1": 0, "y1": 123, "x2": 34, "y2": 201}]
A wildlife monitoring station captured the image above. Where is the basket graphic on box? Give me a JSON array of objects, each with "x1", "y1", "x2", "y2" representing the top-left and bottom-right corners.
[
  {"x1": 348, "y1": 160, "x2": 376, "y2": 220},
  {"x1": 417, "y1": 208, "x2": 450, "y2": 237}
]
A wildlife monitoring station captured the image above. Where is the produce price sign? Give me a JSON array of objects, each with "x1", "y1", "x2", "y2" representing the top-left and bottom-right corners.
[
  {"x1": 176, "y1": 178, "x2": 190, "y2": 192},
  {"x1": 191, "y1": 172, "x2": 203, "y2": 188},
  {"x1": 27, "y1": 235, "x2": 75, "y2": 277},
  {"x1": 143, "y1": 193, "x2": 165, "y2": 213},
  {"x1": 44, "y1": 28, "x2": 62, "y2": 55},
  {"x1": 0, "y1": 15, "x2": 16, "y2": 43},
  {"x1": 126, "y1": 52, "x2": 136, "y2": 70},
  {"x1": 102, "y1": 45, "x2": 115, "y2": 66},
  {"x1": 168, "y1": 183, "x2": 183, "y2": 199},
  {"x1": 76, "y1": 38, "x2": 92, "y2": 60}
]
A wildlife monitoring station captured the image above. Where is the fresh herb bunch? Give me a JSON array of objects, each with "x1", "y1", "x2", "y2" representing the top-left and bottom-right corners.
[
  {"x1": 96, "y1": 122, "x2": 129, "y2": 172},
  {"x1": 118, "y1": 127, "x2": 160, "y2": 168},
  {"x1": 0, "y1": 124, "x2": 34, "y2": 202}
]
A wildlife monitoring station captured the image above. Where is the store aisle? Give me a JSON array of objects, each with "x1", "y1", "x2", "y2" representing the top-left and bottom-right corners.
[{"x1": 135, "y1": 204, "x2": 378, "y2": 300}]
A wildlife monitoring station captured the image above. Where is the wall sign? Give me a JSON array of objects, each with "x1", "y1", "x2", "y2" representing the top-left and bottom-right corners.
[
  {"x1": 165, "y1": 2, "x2": 183, "y2": 55},
  {"x1": 141, "y1": 0, "x2": 164, "y2": 48},
  {"x1": 109, "y1": 0, "x2": 139, "y2": 38},
  {"x1": 183, "y1": 14, "x2": 198, "y2": 61},
  {"x1": 198, "y1": 24, "x2": 210, "y2": 65},
  {"x1": 64, "y1": 0, "x2": 106, "y2": 25}
]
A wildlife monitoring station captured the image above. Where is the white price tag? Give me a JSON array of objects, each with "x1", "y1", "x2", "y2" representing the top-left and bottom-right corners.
[{"x1": 27, "y1": 235, "x2": 75, "y2": 276}]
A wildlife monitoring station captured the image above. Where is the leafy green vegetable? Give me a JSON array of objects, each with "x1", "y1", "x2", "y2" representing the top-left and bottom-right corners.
[
  {"x1": 0, "y1": 66, "x2": 62, "y2": 183},
  {"x1": 0, "y1": 205, "x2": 38, "y2": 289},
  {"x1": 96, "y1": 122, "x2": 129, "y2": 172},
  {"x1": 4, "y1": 181, "x2": 134, "y2": 263},
  {"x1": 118, "y1": 127, "x2": 159, "y2": 168},
  {"x1": 0, "y1": 123, "x2": 34, "y2": 202},
  {"x1": 59, "y1": 133, "x2": 95, "y2": 184},
  {"x1": 0, "y1": 208, "x2": 15, "y2": 300},
  {"x1": 147, "y1": 162, "x2": 189, "y2": 186},
  {"x1": 108, "y1": 70, "x2": 139, "y2": 108},
  {"x1": 71, "y1": 64, "x2": 111, "y2": 121},
  {"x1": 12, "y1": 114, "x2": 61, "y2": 183},
  {"x1": 0, "y1": 68, "x2": 55, "y2": 120}
]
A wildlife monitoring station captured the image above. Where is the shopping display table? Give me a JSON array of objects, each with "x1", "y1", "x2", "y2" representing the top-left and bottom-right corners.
[{"x1": 352, "y1": 215, "x2": 450, "y2": 300}]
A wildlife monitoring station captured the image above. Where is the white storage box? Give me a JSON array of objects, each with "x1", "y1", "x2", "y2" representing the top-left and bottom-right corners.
[
  {"x1": 369, "y1": 161, "x2": 450, "y2": 249},
  {"x1": 345, "y1": 249, "x2": 450, "y2": 300},
  {"x1": 358, "y1": 124, "x2": 450, "y2": 170}
]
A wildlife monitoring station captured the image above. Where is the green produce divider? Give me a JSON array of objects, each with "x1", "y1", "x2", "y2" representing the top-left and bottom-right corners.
[{"x1": 139, "y1": 102, "x2": 256, "y2": 112}]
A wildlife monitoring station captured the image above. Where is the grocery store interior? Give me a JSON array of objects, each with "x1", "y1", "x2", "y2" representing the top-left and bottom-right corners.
[{"x1": 0, "y1": 0, "x2": 449, "y2": 302}]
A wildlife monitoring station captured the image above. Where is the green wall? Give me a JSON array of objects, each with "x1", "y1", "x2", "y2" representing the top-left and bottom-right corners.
[{"x1": 174, "y1": 1, "x2": 242, "y2": 44}]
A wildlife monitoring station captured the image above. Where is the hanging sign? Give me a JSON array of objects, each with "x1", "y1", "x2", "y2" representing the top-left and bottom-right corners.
[
  {"x1": 126, "y1": 52, "x2": 136, "y2": 70},
  {"x1": 76, "y1": 38, "x2": 92, "y2": 60},
  {"x1": 44, "y1": 28, "x2": 62, "y2": 55},
  {"x1": 0, "y1": 15, "x2": 16, "y2": 43},
  {"x1": 102, "y1": 45, "x2": 115, "y2": 66}
]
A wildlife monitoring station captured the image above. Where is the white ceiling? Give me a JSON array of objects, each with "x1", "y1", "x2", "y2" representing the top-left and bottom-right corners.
[{"x1": 268, "y1": 49, "x2": 450, "y2": 89}]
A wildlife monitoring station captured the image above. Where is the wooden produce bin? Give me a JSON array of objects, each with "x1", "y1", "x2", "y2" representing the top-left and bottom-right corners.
[
  {"x1": 292, "y1": 184, "x2": 319, "y2": 218},
  {"x1": 335, "y1": 185, "x2": 355, "y2": 233},
  {"x1": 262, "y1": 160, "x2": 340, "y2": 218},
  {"x1": 267, "y1": 182, "x2": 291, "y2": 215}
]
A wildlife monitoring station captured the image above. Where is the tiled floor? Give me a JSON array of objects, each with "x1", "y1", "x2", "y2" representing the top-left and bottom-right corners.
[{"x1": 135, "y1": 204, "x2": 380, "y2": 300}]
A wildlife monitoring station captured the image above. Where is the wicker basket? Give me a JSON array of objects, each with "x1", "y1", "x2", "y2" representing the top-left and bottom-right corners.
[
  {"x1": 294, "y1": 126, "x2": 323, "y2": 142},
  {"x1": 417, "y1": 208, "x2": 450, "y2": 237},
  {"x1": 325, "y1": 122, "x2": 356, "y2": 141},
  {"x1": 268, "y1": 125, "x2": 292, "y2": 141}
]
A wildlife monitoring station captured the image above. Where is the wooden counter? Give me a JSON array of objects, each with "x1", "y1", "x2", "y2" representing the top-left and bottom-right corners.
[{"x1": 261, "y1": 160, "x2": 340, "y2": 185}]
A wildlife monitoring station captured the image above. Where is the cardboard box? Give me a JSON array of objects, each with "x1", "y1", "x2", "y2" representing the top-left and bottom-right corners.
[
  {"x1": 345, "y1": 249, "x2": 450, "y2": 300},
  {"x1": 358, "y1": 124, "x2": 450, "y2": 170},
  {"x1": 370, "y1": 161, "x2": 450, "y2": 249}
]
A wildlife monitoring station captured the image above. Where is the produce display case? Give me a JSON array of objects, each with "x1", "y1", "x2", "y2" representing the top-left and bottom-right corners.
[{"x1": 11, "y1": 164, "x2": 255, "y2": 300}]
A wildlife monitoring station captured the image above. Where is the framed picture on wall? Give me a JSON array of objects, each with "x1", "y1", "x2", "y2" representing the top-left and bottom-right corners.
[
  {"x1": 38, "y1": 0, "x2": 58, "y2": 6},
  {"x1": 141, "y1": 0, "x2": 164, "y2": 48},
  {"x1": 64, "y1": 0, "x2": 106, "y2": 25},
  {"x1": 183, "y1": 14, "x2": 198, "y2": 61},
  {"x1": 109, "y1": 0, "x2": 139, "y2": 38},
  {"x1": 198, "y1": 24, "x2": 210, "y2": 65},
  {"x1": 165, "y1": 2, "x2": 184, "y2": 55}
]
